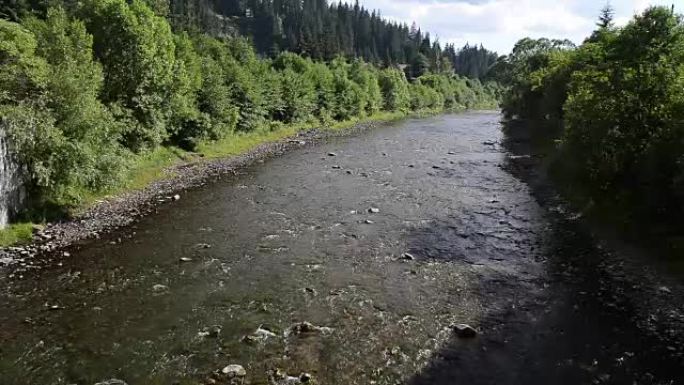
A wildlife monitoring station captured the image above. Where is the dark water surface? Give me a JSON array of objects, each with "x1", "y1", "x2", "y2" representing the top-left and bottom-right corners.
[{"x1": 1, "y1": 112, "x2": 682, "y2": 385}]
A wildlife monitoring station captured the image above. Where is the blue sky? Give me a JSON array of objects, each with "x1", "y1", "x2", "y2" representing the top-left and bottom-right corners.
[{"x1": 349, "y1": 0, "x2": 680, "y2": 54}]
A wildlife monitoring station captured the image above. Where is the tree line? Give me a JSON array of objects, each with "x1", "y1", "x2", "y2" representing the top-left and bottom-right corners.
[
  {"x1": 495, "y1": 5, "x2": 684, "y2": 232},
  {"x1": 0, "y1": 0, "x2": 500, "y2": 212},
  {"x1": 2, "y1": 0, "x2": 500, "y2": 80}
]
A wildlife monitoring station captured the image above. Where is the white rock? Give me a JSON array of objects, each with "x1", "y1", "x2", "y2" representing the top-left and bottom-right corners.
[{"x1": 222, "y1": 364, "x2": 246, "y2": 378}]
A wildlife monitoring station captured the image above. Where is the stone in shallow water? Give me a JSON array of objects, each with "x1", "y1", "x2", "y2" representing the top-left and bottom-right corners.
[
  {"x1": 285, "y1": 321, "x2": 334, "y2": 337},
  {"x1": 222, "y1": 364, "x2": 247, "y2": 378},
  {"x1": 152, "y1": 284, "x2": 169, "y2": 293},
  {"x1": 198, "y1": 325, "x2": 221, "y2": 338},
  {"x1": 242, "y1": 325, "x2": 277, "y2": 344},
  {"x1": 452, "y1": 323, "x2": 478, "y2": 338},
  {"x1": 94, "y1": 379, "x2": 128, "y2": 385},
  {"x1": 269, "y1": 369, "x2": 313, "y2": 385},
  {"x1": 368, "y1": 207, "x2": 380, "y2": 214}
]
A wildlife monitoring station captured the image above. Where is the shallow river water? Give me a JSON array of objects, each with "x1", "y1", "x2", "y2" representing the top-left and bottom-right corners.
[{"x1": 1, "y1": 112, "x2": 683, "y2": 385}]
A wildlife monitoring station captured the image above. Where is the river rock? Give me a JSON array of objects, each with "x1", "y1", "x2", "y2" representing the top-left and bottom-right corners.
[
  {"x1": 173, "y1": 194, "x2": 181, "y2": 201},
  {"x1": 179, "y1": 257, "x2": 193, "y2": 262},
  {"x1": 199, "y1": 325, "x2": 222, "y2": 338},
  {"x1": 242, "y1": 325, "x2": 277, "y2": 344},
  {"x1": 658, "y1": 286, "x2": 672, "y2": 294},
  {"x1": 152, "y1": 284, "x2": 169, "y2": 293},
  {"x1": 327, "y1": 152, "x2": 337, "y2": 157},
  {"x1": 94, "y1": 379, "x2": 128, "y2": 385},
  {"x1": 402, "y1": 253, "x2": 416, "y2": 261},
  {"x1": 222, "y1": 364, "x2": 247, "y2": 378},
  {"x1": 368, "y1": 207, "x2": 380, "y2": 214},
  {"x1": 269, "y1": 369, "x2": 312, "y2": 385},
  {"x1": 452, "y1": 323, "x2": 478, "y2": 338},
  {"x1": 285, "y1": 321, "x2": 334, "y2": 337}
]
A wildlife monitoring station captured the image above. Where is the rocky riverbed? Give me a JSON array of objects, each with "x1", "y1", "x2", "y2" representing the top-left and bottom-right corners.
[{"x1": 1, "y1": 112, "x2": 683, "y2": 385}]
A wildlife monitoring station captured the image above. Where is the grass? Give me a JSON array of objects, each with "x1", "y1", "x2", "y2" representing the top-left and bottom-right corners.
[
  {"x1": 0, "y1": 222, "x2": 35, "y2": 247},
  {"x1": 0, "y1": 109, "x2": 457, "y2": 246}
]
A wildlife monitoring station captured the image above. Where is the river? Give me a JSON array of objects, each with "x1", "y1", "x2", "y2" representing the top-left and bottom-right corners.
[{"x1": 1, "y1": 112, "x2": 682, "y2": 385}]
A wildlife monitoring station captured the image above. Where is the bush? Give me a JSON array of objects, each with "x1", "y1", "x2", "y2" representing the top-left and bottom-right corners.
[
  {"x1": 1, "y1": 14, "x2": 126, "y2": 205},
  {"x1": 82, "y1": 0, "x2": 176, "y2": 151},
  {"x1": 378, "y1": 68, "x2": 410, "y2": 112},
  {"x1": 0, "y1": 19, "x2": 48, "y2": 104}
]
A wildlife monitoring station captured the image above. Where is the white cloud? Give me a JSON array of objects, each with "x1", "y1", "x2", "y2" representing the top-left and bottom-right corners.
[{"x1": 350, "y1": 0, "x2": 681, "y2": 54}]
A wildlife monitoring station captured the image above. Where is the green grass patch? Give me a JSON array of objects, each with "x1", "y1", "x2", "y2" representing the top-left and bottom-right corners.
[
  {"x1": 0, "y1": 222, "x2": 35, "y2": 247},
  {"x1": 197, "y1": 125, "x2": 300, "y2": 159}
]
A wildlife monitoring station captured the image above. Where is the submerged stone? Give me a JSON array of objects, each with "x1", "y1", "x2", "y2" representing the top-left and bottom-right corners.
[
  {"x1": 94, "y1": 380, "x2": 128, "y2": 385},
  {"x1": 452, "y1": 323, "x2": 478, "y2": 338}
]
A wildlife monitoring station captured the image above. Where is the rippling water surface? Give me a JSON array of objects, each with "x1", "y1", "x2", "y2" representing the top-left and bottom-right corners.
[{"x1": 1, "y1": 112, "x2": 682, "y2": 385}]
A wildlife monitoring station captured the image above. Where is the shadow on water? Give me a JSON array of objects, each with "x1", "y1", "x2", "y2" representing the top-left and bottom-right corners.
[{"x1": 405, "y1": 119, "x2": 684, "y2": 385}]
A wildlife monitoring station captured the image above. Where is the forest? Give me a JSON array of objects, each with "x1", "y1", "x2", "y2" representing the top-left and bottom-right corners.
[
  {"x1": 0, "y1": 0, "x2": 501, "y2": 221},
  {"x1": 496, "y1": 5, "x2": 684, "y2": 237}
]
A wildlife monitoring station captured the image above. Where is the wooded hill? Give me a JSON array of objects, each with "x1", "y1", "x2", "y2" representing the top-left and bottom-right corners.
[{"x1": 3, "y1": 0, "x2": 500, "y2": 80}]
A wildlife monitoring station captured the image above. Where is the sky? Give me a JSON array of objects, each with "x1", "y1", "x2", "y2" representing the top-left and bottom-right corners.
[{"x1": 346, "y1": 0, "x2": 680, "y2": 54}]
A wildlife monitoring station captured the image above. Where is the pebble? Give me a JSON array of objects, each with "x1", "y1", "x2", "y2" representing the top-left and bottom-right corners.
[
  {"x1": 368, "y1": 207, "x2": 380, "y2": 214},
  {"x1": 327, "y1": 152, "x2": 337, "y2": 157},
  {"x1": 94, "y1": 379, "x2": 128, "y2": 385},
  {"x1": 221, "y1": 364, "x2": 246, "y2": 378},
  {"x1": 173, "y1": 194, "x2": 181, "y2": 201},
  {"x1": 402, "y1": 253, "x2": 416, "y2": 261},
  {"x1": 179, "y1": 257, "x2": 193, "y2": 262},
  {"x1": 152, "y1": 284, "x2": 169, "y2": 292},
  {"x1": 659, "y1": 286, "x2": 672, "y2": 294}
]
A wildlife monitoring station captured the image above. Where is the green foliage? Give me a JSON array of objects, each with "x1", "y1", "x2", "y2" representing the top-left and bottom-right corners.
[
  {"x1": 497, "y1": 37, "x2": 576, "y2": 120},
  {"x1": 167, "y1": 31, "x2": 204, "y2": 150},
  {"x1": 24, "y1": 8, "x2": 126, "y2": 202},
  {"x1": 501, "y1": 5, "x2": 684, "y2": 228},
  {"x1": 563, "y1": 7, "x2": 684, "y2": 217},
  {"x1": 0, "y1": 19, "x2": 48, "y2": 103},
  {"x1": 378, "y1": 68, "x2": 410, "y2": 112},
  {"x1": 409, "y1": 82, "x2": 443, "y2": 111},
  {"x1": 1, "y1": 13, "x2": 125, "y2": 205},
  {"x1": 0, "y1": 222, "x2": 35, "y2": 247},
  {"x1": 83, "y1": 0, "x2": 176, "y2": 150},
  {"x1": 350, "y1": 60, "x2": 383, "y2": 115}
]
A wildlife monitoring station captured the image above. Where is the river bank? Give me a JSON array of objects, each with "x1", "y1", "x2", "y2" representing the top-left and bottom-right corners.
[{"x1": 0, "y1": 110, "x2": 420, "y2": 266}]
